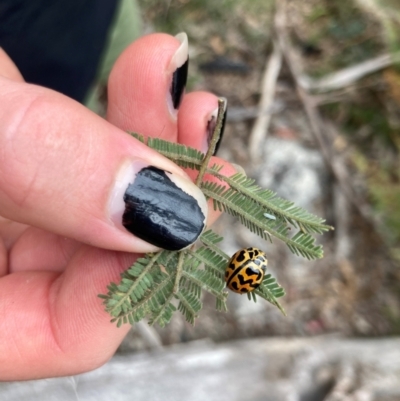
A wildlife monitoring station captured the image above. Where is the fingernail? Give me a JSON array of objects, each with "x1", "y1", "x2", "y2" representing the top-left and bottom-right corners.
[
  {"x1": 204, "y1": 98, "x2": 227, "y2": 155},
  {"x1": 109, "y1": 161, "x2": 208, "y2": 251},
  {"x1": 167, "y1": 32, "x2": 189, "y2": 116}
]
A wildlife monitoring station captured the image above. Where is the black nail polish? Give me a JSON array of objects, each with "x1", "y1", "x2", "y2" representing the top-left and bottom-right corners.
[
  {"x1": 171, "y1": 58, "x2": 189, "y2": 109},
  {"x1": 122, "y1": 166, "x2": 206, "y2": 251},
  {"x1": 207, "y1": 104, "x2": 227, "y2": 156}
]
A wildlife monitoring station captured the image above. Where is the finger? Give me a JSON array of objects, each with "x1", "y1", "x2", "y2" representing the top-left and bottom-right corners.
[
  {"x1": 107, "y1": 33, "x2": 234, "y2": 233},
  {"x1": 0, "y1": 215, "x2": 28, "y2": 249},
  {"x1": 0, "y1": 246, "x2": 135, "y2": 380},
  {"x1": 9, "y1": 228, "x2": 80, "y2": 273},
  {"x1": 0, "y1": 77, "x2": 207, "y2": 253},
  {"x1": 177, "y1": 92, "x2": 235, "y2": 226},
  {"x1": 178, "y1": 91, "x2": 226, "y2": 154},
  {"x1": 107, "y1": 33, "x2": 189, "y2": 142},
  {"x1": 0, "y1": 48, "x2": 24, "y2": 82}
]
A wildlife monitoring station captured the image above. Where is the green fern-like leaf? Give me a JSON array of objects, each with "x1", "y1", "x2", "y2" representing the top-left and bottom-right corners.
[
  {"x1": 101, "y1": 101, "x2": 332, "y2": 327},
  {"x1": 200, "y1": 229, "x2": 224, "y2": 245},
  {"x1": 199, "y1": 229, "x2": 227, "y2": 258},
  {"x1": 129, "y1": 132, "x2": 204, "y2": 170},
  {"x1": 100, "y1": 229, "x2": 286, "y2": 326},
  {"x1": 213, "y1": 172, "x2": 332, "y2": 234},
  {"x1": 201, "y1": 181, "x2": 324, "y2": 259},
  {"x1": 148, "y1": 138, "x2": 205, "y2": 170},
  {"x1": 176, "y1": 287, "x2": 202, "y2": 325},
  {"x1": 149, "y1": 301, "x2": 176, "y2": 328},
  {"x1": 191, "y1": 246, "x2": 227, "y2": 279},
  {"x1": 129, "y1": 133, "x2": 331, "y2": 240},
  {"x1": 129, "y1": 132, "x2": 146, "y2": 143},
  {"x1": 101, "y1": 232, "x2": 232, "y2": 326}
]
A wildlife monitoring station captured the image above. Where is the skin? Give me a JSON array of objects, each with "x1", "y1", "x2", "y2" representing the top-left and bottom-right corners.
[{"x1": 0, "y1": 33, "x2": 235, "y2": 380}]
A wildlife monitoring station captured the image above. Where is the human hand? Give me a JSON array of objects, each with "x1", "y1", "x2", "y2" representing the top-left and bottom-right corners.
[{"x1": 0, "y1": 33, "x2": 234, "y2": 380}]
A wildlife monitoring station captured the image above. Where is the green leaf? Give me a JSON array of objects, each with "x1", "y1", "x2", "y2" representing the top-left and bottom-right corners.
[
  {"x1": 99, "y1": 114, "x2": 333, "y2": 328},
  {"x1": 212, "y1": 172, "x2": 333, "y2": 234},
  {"x1": 176, "y1": 288, "x2": 202, "y2": 325},
  {"x1": 191, "y1": 246, "x2": 227, "y2": 277},
  {"x1": 202, "y1": 182, "x2": 324, "y2": 260},
  {"x1": 148, "y1": 137, "x2": 204, "y2": 170}
]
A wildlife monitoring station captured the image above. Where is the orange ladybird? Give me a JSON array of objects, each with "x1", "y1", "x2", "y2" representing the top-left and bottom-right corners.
[{"x1": 225, "y1": 247, "x2": 268, "y2": 294}]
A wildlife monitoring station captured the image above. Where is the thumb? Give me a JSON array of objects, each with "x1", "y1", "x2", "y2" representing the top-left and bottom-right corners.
[{"x1": 0, "y1": 78, "x2": 207, "y2": 253}]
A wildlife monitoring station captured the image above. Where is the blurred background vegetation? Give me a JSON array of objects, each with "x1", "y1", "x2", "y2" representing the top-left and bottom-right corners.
[{"x1": 121, "y1": 0, "x2": 400, "y2": 348}]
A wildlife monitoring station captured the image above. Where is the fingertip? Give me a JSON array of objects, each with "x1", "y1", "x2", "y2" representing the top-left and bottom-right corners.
[
  {"x1": 178, "y1": 91, "x2": 221, "y2": 153},
  {"x1": 107, "y1": 33, "x2": 188, "y2": 142},
  {"x1": 0, "y1": 48, "x2": 24, "y2": 82}
]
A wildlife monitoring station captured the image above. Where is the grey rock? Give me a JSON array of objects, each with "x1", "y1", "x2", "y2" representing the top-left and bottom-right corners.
[{"x1": 1, "y1": 337, "x2": 400, "y2": 401}]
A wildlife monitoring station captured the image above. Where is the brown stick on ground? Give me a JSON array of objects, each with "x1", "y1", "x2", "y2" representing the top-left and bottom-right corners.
[
  {"x1": 249, "y1": 40, "x2": 282, "y2": 161},
  {"x1": 274, "y1": 1, "x2": 381, "y2": 235}
]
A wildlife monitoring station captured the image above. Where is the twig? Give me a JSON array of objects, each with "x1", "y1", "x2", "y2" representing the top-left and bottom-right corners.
[
  {"x1": 195, "y1": 98, "x2": 227, "y2": 187},
  {"x1": 226, "y1": 102, "x2": 283, "y2": 123},
  {"x1": 136, "y1": 322, "x2": 163, "y2": 349},
  {"x1": 173, "y1": 251, "x2": 185, "y2": 294},
  {"x1": 333, "y1": 181, "x2": 351, "y2": 264},
  {"x1": 249, "y1": 40, "x2": 282, "y2": 160},
  {"x1": 274, "y1": 2, "x2": 400, "y2": 94},
  {"x1": 300, "y1": 52, "x2": 400, "y2": 93},
  {"x1": 275, "y1": 1, "x2": 380, "y2": 231}
]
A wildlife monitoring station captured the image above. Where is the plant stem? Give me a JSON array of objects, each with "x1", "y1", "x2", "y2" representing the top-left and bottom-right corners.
[
  {"x1": 173, "y1": 251, "x2": 185, "y2": 294},
  {"x1": 195, "y1": 98, "x2": 227, "y2": 187},
  {"x1": 109, "y1": 251, "x2": 162, "y2": 313}
]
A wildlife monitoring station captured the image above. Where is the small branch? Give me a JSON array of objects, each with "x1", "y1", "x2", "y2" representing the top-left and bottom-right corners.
[
  {"x1": 226, "y1": 103, "x2": 283, "y2": 123},
  {"x1": 249, "y1": 40, "x2": 282, "y2": 160},
  {"x1": 274, "y1": 1, "x2": 400, "y2": 94},
  {"x1": 195, "y1": 98, "x2": 227, "y2": 187},
  {"x1": 136, "y1": 322, "x2": 163, "y2": 349},
  {"x1": 173, "y1": 251, "x2": 185, "y2": 294},
  {"x1": 333, "y1": 181, "x2": 352, "y2": 265},
  {"x1": 300, "y1": 52, "x2": 400, "y2": 93},
  {"x1": 274, "y1": 0, "x2": 382, "y2": 234}
]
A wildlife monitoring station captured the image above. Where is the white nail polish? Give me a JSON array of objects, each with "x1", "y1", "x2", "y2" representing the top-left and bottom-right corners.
[
  {"x1": 108, "y1": 160, "x2": 147, "y2": 231},
  {"x1": 167, "y1": 32, "x2": 189, "y2": 119},
  {"x1": 167, "y1": 32, "x2": 189, "y2": 73}
]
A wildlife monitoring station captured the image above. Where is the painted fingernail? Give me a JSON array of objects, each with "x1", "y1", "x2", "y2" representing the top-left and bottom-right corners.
[
  {"x1": 110, "y1": 161, "x2": 208, "y2": 251},
  {"x1": 167, "y1": 32, "x2": 189, "y2": 116},
  {"x1": 204, "y1": 98, "x2": 227, "y2": 155}
]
